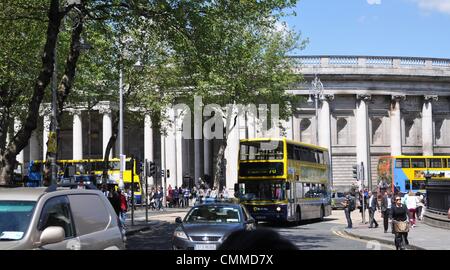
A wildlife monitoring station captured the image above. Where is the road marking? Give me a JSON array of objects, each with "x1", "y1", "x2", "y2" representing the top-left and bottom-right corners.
[{"x1": 331, "y1": 227, "x2": 395, "y2": 250}]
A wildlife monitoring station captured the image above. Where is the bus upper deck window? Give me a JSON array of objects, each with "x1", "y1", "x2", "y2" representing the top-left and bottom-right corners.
[
  {"x1": 411, "y1": 159, "x2": 426, "y2": 168},
  {"x1": 429, "y1": 159, "x2": 442, "y2": 168}
]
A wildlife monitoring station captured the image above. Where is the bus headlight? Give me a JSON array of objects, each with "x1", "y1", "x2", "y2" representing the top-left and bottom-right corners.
[{"x1": 276, "y1": 206, "x2": 281, "y2": 212}]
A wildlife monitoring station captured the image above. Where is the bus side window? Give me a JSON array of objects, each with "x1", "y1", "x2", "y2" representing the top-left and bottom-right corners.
[{"x1": 405, "y1": 179, "x2": 411, "y2": 190}]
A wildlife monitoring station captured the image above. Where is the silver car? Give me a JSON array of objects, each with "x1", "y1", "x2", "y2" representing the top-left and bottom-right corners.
[
  {"x1": 0, "y1": 185, "x2": 125, "y2": 250},
  {"x1": 172, "y1": 202, "x2": 256, "y2": 250},
  {"x1": 331, "y1": 192, "x2": 346, "y2": 210}
]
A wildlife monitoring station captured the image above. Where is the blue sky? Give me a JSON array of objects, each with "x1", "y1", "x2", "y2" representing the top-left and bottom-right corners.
[{"x1": 284, "y1": 0, "x2": 450, "y2": 58}]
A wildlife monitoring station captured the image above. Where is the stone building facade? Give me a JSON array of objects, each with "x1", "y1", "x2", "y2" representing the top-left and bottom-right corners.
[{"x1": 15, "y1": 55, "x2": 450, "y2": 193}]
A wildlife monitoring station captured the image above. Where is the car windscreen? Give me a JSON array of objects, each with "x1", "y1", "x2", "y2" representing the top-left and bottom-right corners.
[
  {"x1": 0, "y1": 201, "x2": 36, "y2": 241},
  {"x1": 185, "y1": 205, "x2": 241, "y2": 224}
]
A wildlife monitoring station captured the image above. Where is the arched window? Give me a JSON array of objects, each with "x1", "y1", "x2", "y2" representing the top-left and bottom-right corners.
[
  {"x1": 371, "y1": 117, "x2": 382, "y2": 145},
  {"x1": 300, "y1": 118, "x2": 312, "y2": 144},
  {"x1": 337, "y1": 118, "x2": 348, "y2": 145}
]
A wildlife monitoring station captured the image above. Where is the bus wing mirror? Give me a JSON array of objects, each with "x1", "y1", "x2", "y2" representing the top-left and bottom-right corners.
[{"x1": 285, "y1": 182, "x2": 291, "y2": 190}]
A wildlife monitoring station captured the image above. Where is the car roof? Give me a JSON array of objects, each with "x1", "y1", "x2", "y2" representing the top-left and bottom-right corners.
[
  {"x1": 0, "y1": 187, "x2": 47, "y2": 201},
  {"x1": 0, "y1": 186, "x2": 102, "y2": 202},
  {"x1": 193, "y1": 202, "x2": 242, "y2": 208}
]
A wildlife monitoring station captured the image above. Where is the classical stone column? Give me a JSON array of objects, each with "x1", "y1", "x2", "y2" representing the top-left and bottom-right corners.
[
  {"x1": 390, "y1": 95, "x2": 405, "y2": 156},
  {"x1": 175, "y1": 113, "x2": 183, "y2": 188},
  {"x1": 144, "y1": 114, "x2": 153, "y2": 161},
  {"x1": 318, "y1": 94, "x2": 334, "y2": 150},
  {"x1": 280, "y1": 116, "x2": 293, "y2": 139},
  {"x1": 99, "y1": 107, "x2": 113, "y2": 160},
  {"x1": 318, "y1": 94, "x2": 334, "y2": 185},
  {"x1": 356, "y1": 94, "x2": 372, "y2": 189},
  {"x1": 29, "y1": 130, "x2": 40, "y2": 161},
  {"x1": 225, "y1": 109, "x2": 239, "y2": 196},
  {"x1": 164, "y1": 108, "x2": 177, "y2": 188},
  {"x1": 194, "y1": 112, "x2": 203, "y2": 186},
  {"x1": 422, "y1": 95, "x2": 437, "y2": 156},
  {"x1": 72, "y1": 110, "x2": 83, "y2": 160},
  {"x1": 42, "y1": 113, "x2": 51, "y2": 160},
  {"x1": 247, "y1": 111, "x2": 257, "y2": 139},
  {"x1": 203, "y1": 116, "x2": 213, "y2": 182}
]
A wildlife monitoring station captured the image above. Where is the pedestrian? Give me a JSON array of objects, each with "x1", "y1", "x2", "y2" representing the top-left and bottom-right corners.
[
  {"x1": 368, "y1": 191, "x2": 379, "y2": 228},
  {"x1": 416, "y1": 192, "x2": 424, "y2": 221},
  {"x1": 222, "y1": 186, "x2": 229, "y2": 200},
  {"x1": 167, "y1": 184, "x2": 173, "y2": 208},
  {"x1": 183, "y1": 186, "x2": 190, "y2": 208},
  {"x1": 191, "y1": 186, "x2": 197, "y2": 205},
  {"x1": 342, "y1": 192, "x2": 355, "y2": 229},
  {"x1": 405, "y1": 190, "x2": 418, "y2": 227},
  {"x1": 391, "y1": 195, "x2": 410, "y2": 250},
  {"x1": 359, "y1": 190, "x2": 368, "y2": 223},
  {"x1": 118, "y1": 189, "x2": 128, "y2": 236},
  {"x1": 380, "y1": 190, "x2": 393, "y2": 233},
  {"x1": 178, "y1": 186, "x2": 183, "y2": 207},
  {"x1": 173, "y1": 186, "x2": 179, "y2": 208}
]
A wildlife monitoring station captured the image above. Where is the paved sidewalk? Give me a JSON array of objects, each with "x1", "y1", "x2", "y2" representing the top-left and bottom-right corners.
[
  {"x1": 338, "y1": 210, "x2": 450, "y2": 250},
  {"x1": 124, "y1": 207, "x2": 190, "y2": 236}
]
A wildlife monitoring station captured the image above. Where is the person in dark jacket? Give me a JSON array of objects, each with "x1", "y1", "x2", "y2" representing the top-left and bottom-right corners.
[
  {"x1": 390, "y1": 195, "x2": 409, "y2": 250},
  {"x1": 380, "y1": 191, "x2": 393, "y2": 233}
]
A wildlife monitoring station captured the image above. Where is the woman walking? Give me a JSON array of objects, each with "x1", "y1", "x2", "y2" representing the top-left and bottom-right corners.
[{"x1": 391, "y1": 195, "x2": 410, "y2": 250}]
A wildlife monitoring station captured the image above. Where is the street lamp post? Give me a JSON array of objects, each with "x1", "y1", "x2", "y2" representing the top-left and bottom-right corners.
[
  {"x1": 308, "y1": 75, "x2": 324, "y2": 145},
  {"x1": 119, "y1": 67, "x2": 125, "y2": 190},
  {"x1": 118, "y1": 56, "x2": 143, "y2": 191}
]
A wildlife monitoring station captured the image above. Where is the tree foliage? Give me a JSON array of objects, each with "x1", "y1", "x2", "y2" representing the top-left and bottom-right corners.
[{"x1": 0, "y1": 0, "x2": 304, "y2": 186}]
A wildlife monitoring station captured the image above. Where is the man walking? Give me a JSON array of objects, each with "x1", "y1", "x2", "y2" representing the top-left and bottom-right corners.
[
  {"x1": 368, "y1": 191, "x2": 379, "y2": 228},
  {"x1": 342, "y1": 193, "x2": 355, "y2": 229},
  {"x1": 381, "y1": 191, "x2": 393, "y2": 233}
]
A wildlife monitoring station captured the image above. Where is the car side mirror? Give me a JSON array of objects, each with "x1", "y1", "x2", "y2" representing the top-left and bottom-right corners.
[
  {"x1": 175, "y1": 217, "x2": 183, "y2": 224},
  {"x1": 39, "y1": 226, "x2": 65, "y2": 246},
  {"x1": 245, "y1": 219, "x2": 255, "y2": 224}
]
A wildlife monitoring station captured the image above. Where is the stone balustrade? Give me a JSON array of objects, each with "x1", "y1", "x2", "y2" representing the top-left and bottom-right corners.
[{"x1": 290, "y1": 55, "x2": 450, "y2": 77}]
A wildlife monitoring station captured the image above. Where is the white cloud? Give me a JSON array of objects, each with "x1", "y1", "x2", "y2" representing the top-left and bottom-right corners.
[
  {"x1": 414, "y1": 0, "x2": 450, "y2": 15},
  {"x1": 367, "y1": 0, "x2": 381, "y2": 5}
]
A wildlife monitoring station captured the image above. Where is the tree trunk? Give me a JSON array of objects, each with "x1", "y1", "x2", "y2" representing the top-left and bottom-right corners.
[
  {"x1": 212, "y1": 108, "x2": 238, "y2": 191},
  {"x1": 0, "y1": 0, "x2": 63, "y2": 186},
  {"x1": 102, "y1": 111, "x2": 119, "y2": 183},
  {"x1": 101, "y1": 85, "x2": 134, "y2": 183}
]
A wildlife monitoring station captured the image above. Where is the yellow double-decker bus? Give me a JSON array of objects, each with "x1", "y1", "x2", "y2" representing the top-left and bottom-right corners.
[
  {"x1": 27, "y1": 158, "x2": 142, "y2": 203},
  {"x1": 236, "y1": 138, "x2": 332, "y2": 223},
  {"x1": 378, "y1": 155, "x2": 450, "y2": 194}
]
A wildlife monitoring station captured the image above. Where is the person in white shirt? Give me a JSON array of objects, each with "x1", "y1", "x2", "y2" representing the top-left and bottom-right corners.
[
  {"x1": 416, "y1": 192, "x2": 425, "y2": 221},
  {"x1": 405, "y1": 190, "x2": 418, "y2": 227}
]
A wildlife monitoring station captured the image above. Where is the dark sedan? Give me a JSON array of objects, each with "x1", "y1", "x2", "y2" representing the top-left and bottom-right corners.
[{"x1": 172, "y1": 202, "x2": 256, "y2": 250}]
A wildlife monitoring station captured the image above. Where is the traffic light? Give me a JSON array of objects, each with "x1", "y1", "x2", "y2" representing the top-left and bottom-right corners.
[
  {"x1": 352, "y1": 164, "x2": 359, "y2": 180},
  {"x1": 147, "y1": 161, "x2": 156, "y2": 176},
  {"x1": 167, "y1": 169, "x2": 170, "y2": 178}
]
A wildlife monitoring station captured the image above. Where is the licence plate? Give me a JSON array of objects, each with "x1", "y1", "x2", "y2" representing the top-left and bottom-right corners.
[{"x1": 194, "y1": 244, "x2": 216, "y2": 250}]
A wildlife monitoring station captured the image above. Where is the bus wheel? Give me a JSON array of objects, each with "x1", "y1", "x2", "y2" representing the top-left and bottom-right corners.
[
  {"x1": 296, "y1": 207, "x2": 302, "y2": 225},
  {"x1": 319, "y1": 205, "x2": 325, "y2": 221}
]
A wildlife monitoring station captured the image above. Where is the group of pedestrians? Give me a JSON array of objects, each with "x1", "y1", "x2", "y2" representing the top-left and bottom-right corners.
[
  {"x1": 100, "y1": 184, "x2": 128, "y2": 238},
  {"x1": 145, "y1": 181, "x2": 231, "y2": 210},
  {"x1": 342, "y1": 186, "x2": 427, "y2": 250}
]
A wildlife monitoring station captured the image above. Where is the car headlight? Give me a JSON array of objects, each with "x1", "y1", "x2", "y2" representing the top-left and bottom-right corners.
[
  {"x1": 276, "y1": 206, "x2": 281, "y2": 212},
  {"x1": 174, "y1": 229, "x2": 189, "y2": 240}
]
